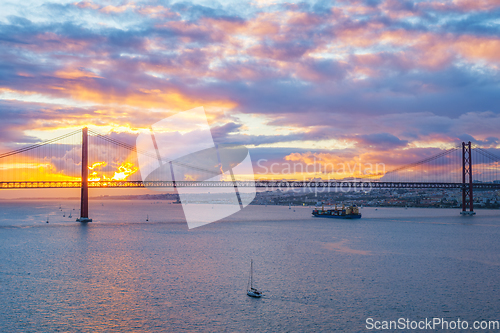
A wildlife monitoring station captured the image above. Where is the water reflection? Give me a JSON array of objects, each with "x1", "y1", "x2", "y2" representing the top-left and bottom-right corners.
[{"x1": 1, "y1": 202, "x2": 500, "y2": 331}]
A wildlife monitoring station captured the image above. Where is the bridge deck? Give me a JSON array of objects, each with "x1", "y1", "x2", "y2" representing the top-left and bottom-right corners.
[{"x1": 1, "y1": 181, "x2": 499, "y2": 189}]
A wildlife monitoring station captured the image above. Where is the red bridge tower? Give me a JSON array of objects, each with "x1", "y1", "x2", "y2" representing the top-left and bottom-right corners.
[
  {"x1": 461, "y1": 141, "x2": 475, "y2": 215},
  {"x1": 77, "y1": 127, "x2": 92, "y2": 222}
]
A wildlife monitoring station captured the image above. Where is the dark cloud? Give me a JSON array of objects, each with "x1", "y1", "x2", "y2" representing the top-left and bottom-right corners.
[
  {"x1": 0, "y1": 100, "x2": 57, "y2": 146},
  {"x1": 351, "y1": 133, "x2": 408, "y2": 150},
  {"x1": 385, "y1": 0, "x2": 417, "y2": 12},
  {"x1": 170, "y1": 2, "x2": 238, "y2": 21},
  {"x1": 250, "y1": 40, "x2": 314, "y2": 61},
  {"x1": 458, "y1": 134, "x2": 500, "y2": 147},
  {"x1": 440, "y1": 10, "x2": 500, "y2": 36},
  {"x1": 210, "y1": 122, "x2": 242, "y2": 142}
]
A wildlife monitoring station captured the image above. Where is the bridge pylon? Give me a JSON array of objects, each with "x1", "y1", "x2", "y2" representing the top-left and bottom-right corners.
[
  {"x1": 461, "y1": 141, "x2": 475, "y2": 215},
  {"x1": 76, "y1": 127, "x2": 92, "y2": 222}
]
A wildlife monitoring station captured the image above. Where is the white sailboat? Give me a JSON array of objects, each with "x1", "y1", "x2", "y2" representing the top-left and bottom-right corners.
[{"x1": 247, "y1": 259, "x2": 262, "y2": 298}]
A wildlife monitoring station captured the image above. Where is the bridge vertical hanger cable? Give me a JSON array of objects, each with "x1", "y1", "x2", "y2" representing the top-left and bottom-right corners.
[
  {"x1": 87, "y1": 129, "x2": 221, "y2": 178},
  {"x1": 474, "y1": 147, "x2": 500, "y2": 184}
]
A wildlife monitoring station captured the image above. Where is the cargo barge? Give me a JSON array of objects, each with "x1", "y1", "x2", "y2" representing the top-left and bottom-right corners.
[{"x1": 312, "y1": 204, "x2": 361, "y2": 219}]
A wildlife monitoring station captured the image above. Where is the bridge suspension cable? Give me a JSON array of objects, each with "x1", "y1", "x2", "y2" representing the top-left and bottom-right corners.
[
  {"x1": 88, "y1": 129, "x2": 220, "y2": 177},
  {"x1": 384, "y1": 146, "x2": 460, "y2": 175},
  {"x1": 0, "y1": 129, "x2": 82, "y2": 159},
  {"x1": 475, "y1": 147, "x2": 500, "y2": 162},
  {"x1": 358, "y1": 145, "x2": 463, "y2": 183},
  {"x1": 0, "y1": 129, "x2": 83, "y2": 182},
  {"x1": 471, "y1": 147, "x2": 500, "y2": 184}
]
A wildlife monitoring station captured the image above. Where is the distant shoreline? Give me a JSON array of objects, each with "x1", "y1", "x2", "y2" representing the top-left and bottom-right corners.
[{"x1": 0, "y1": 197, "x2": 499, "y2": 210}]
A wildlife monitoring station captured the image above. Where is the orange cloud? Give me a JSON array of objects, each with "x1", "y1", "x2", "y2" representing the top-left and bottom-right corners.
[
  {"x1": 54, "y1": 68, "x2": 102, "y2": 80},
  {"x1": 88, "y1": 161, "x2": 107, "y2": 170},
  {"x1": 246, "y1": 14, "x2": 280, "y2": 36},
  {"x1": 452, "y1": 0, "x2": 500, "y2": 11},
  {"x1": 109, "y1": 162, "x2": 138, "y2": 181},
  {"x1": 137, "y1": 5, "x2": 178, "y2": 19},
  {"x1": 0, "y1": 157, "x2": 80, "y2": 182},
  {"x1": 50, "y1": 81, "x2": 238, "y2": 112},
  {"x1": 455, "y1": 36, "x2": 500, "y2": 63},
  {"x1": 100, "y1": 3, "x2": 136, "y2": 14}
]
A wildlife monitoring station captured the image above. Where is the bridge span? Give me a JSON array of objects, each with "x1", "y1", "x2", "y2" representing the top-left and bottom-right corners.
[
  {"x1": 1, "y1": 180, "x2": 500, "y2": 190},
  {"x1": 2, "y1": 127, "x2": 500, "y2": 220}
]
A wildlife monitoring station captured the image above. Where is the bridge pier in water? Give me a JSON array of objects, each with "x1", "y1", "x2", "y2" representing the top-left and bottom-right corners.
[
  {"x1": 461, "y1": 141, "x2": 475, "y2": 215},
  {"x1": 76, "y1": 127, "x2": 92, "y2": 222}
]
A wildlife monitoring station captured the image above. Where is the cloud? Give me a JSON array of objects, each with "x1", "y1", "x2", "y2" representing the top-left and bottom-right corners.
[
  {"x1": 210, "y1": 121, "x2": 242, "y2": 142},
  {"x1": 0, "y1": 0, "x2": 499, "y2": 171},
  {"x1": 350, "y1": 133, "x2": 409, "y2": 150},
  {"x1": 458, "y1": 134, "x2": 499, "y2": 147}
]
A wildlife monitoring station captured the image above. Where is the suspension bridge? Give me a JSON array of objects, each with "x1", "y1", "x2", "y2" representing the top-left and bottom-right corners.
[{"x1": 1, "y1": 128, "x2": 500, "y2": 221}]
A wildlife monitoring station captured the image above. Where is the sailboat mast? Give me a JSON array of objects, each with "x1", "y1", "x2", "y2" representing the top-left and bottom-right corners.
[{"x1": 250, "y1": 259, "x2": 253, "y2": 289}]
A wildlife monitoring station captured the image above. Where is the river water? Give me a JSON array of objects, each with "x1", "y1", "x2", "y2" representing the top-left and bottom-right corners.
[{"x1": 1, "y1": 201, "x2": 499, "y2": 332}]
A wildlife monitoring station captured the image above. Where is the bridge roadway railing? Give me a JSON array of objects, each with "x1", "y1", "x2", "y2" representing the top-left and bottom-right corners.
[{"x1": 1, "y1": 181, "x2": 500, "y2": 190}]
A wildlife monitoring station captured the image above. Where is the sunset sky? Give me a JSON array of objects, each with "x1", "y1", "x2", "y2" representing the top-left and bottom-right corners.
[{"x1": 0, "y1": 0, "x2": 499, "y2": 187}]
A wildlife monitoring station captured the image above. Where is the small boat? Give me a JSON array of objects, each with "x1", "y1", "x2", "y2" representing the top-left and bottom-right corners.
[
  {"x1": 46, "y1": 216, "x2": 49, "y2": 223},
  {"x1": 63, "y1": 212, "x2": 65, "y2": 217},
  {"x1": 146, "y1": 214, "x2": 149, "y2": 222},
  {"x1": 312, "y1": 204, "x2": 361, "y2": 219},
  {"x1": 247, "y1": 259, "x2": 262, "y2": 298},
  {"x1": 289, "y1": 203, "x2": 291, "y2": 209},
  {"x1": 69, "y1": 212, "x2": 72, "y2": 218}
]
